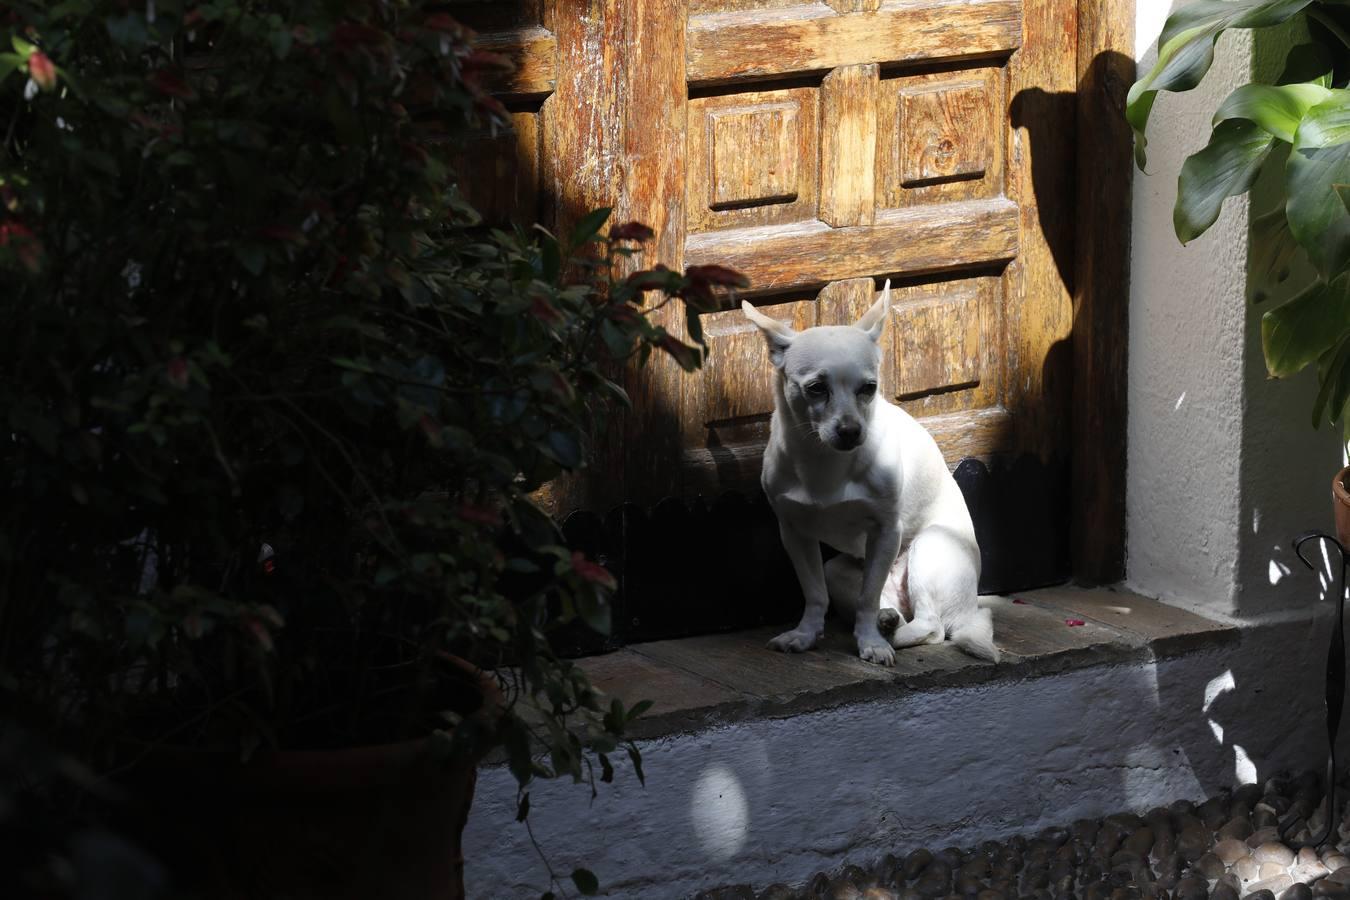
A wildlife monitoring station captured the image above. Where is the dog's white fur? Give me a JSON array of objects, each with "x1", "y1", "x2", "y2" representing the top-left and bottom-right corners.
[{"x1": 743, "y1": 280, "x2": 998, "y2": 666}]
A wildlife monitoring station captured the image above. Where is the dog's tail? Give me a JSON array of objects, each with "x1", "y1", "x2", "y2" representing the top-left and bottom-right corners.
[{"x1": 950, "y1": 607, "x2": 1000, "y2": 663}]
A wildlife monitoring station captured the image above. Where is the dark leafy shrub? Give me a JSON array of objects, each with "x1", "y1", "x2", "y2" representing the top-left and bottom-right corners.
[{"x1": 0, "y1": 0, "x2": 741, "y2": 847}]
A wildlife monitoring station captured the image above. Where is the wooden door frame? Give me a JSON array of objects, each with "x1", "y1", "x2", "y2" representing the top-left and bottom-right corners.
[
  {"x1": 1072, "y1": 0, "x2": 1133, "y2": 584},
  {"x1": 476, "y1": 0, "x2": 1135, "y2": 586}
]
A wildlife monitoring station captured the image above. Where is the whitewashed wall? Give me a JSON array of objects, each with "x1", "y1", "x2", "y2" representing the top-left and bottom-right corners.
[{"x1": 1126, "y1": 1, "x2": 1341, "y2": 620}]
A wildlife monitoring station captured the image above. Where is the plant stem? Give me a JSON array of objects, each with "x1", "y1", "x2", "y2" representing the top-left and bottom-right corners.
[{"x1": 1310, "y1": 7, "x2": 1350, "y2": 53}]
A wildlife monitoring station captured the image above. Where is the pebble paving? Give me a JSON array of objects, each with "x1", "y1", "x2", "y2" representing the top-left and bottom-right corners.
[{"x1": 694, "y1": 772, "x2": 1350, "y2": 900}]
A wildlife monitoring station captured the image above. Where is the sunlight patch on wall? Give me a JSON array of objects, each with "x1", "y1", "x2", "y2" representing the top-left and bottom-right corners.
[
  {"x1": 1233, "y1": 744, "x2": 1258, "y2": 785},
  {"x1": 690, "y1": 765, "x2": 750, "y2": 862}
]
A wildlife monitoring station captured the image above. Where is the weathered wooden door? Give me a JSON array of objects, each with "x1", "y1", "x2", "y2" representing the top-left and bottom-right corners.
[{"x1": 454, "y1": 0, "x2": 1078, "y2": 615}]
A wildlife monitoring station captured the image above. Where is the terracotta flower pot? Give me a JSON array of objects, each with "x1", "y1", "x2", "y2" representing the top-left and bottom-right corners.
[
  {"x1": 128, "y1": 737, "x2": 477, "y2": 900},
  {"x1": 1334, "y1": 465, "x2": 1350, "y2": 549},
  {"x1": 121, "y1": 655, "x2": 500, "y2": 900}
]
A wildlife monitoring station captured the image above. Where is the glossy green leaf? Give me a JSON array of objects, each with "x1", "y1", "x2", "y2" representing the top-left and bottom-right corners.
[
  {"x1": 1248, "y1": 204, "x2": 1306, "y2": 303},
  {"x1": 567, "y1": 207, "x2": 611, "y2": 253},
  {"x1": 1213, "y1": 83, "x2": 1330, "y2": 143},
  {"x1": 1175, "y1": 119, "x2": 1274, "y2": 242},
  {"x1": 1127, "y1": 0, "x2": 1315, "y2": 169},
  {"x1": 1312, "y1": 335, "x2": 1350, "y2": 427},
  {"x1": 1287, "y1": 91, "x2": 1350, "y2": 278},
  {"x1": 1276, "y1": 42, "x2": 1334, "y2": 87},
  {"x1": 1261, "y1": 273, "x2": 1350, "y2": 377}
]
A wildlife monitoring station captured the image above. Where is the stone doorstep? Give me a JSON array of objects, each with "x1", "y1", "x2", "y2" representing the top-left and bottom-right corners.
[{"x1": 573, "y1": 586, "x2": 1239, "y2": 741}]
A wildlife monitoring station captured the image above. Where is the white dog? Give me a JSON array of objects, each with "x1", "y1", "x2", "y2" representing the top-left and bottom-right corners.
[{"x1": 742, "y1": 280, "x2": 998, "y2": 666}]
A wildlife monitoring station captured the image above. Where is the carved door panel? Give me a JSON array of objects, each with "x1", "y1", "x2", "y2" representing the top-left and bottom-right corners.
[{"x1": 452, "y1": 0, "x2": 1077, "y2": 600}]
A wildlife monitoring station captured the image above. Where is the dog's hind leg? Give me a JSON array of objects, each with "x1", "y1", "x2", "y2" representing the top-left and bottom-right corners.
[{"x1": 903, "y1": 523, "x2": 999, "y2": 662}]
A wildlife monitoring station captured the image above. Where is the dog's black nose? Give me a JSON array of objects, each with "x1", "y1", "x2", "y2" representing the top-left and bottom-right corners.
[{"x1": 835, "y1": 423, "x2": 862, "y2": 448}]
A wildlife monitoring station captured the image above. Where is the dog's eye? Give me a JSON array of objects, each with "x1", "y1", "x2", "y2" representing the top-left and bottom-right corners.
[
  {"x1": 804, "y1": 381, "x2": 829, "y2": 398},
  {"x1": 858, "y1": 382, "x2": 878, "y2": 398}
]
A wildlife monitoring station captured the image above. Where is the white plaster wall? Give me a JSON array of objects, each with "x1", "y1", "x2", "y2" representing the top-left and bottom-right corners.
[
  {"x1": 1126, "y1": 4, "x2": 1254, "y2": 615},
  {"x1": 464, "y1": 621, "x2": 1338, "y2": 899},
  {"x1": 1126, "y1": 3, "x2": 1341, "y2": 618}
]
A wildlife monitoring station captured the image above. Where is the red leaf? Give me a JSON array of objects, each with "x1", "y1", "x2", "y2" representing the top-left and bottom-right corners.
[
  {"x1": 609, "y1": 221, "x2": 655, "y2": 242},
  {"x1": 457, "y1": 503, "x2": 501, "y2": 527},
  {"x1": 148, "y1": 68, "x2": 196, "y2": 100},
  {"x1": 686, "y1": 264, "x2": 749, "y2": 289},
  {"x1": 531, "y1": 294, "x2": 564, "y2": 325},
  {"x1": 1065, "y1": 619, "x2": 1085, "y2": 627},
  {"x1": 571, "y1": 551, "x2": 617, "y2": 591},
  {"x1": 167, "y1": 357, "x2": 189, "y2": 389},
  {"x1": 28, "y1": 51, "x2": 56, "y2": 92}
]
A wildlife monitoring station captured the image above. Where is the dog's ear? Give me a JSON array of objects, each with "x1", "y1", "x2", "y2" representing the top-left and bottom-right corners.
[
  {"x1": 742, "y1": 300, "x2": 796, "y2": 368},
  {"x1": 854, "y1": 279, "x2": 891, "y2": 343}
]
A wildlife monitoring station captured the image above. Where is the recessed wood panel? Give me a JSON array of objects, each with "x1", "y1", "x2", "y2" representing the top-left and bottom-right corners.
[
  {"x1": 709, "y1": 103, "x2": 800, "y2": 208},
  {"x1": 878, "y1": 65, "x2": 1004, "y2": 208},
  {"x1": 893, "y1": 285, "x2": 982, "y2": 397},
  {"x1": 686, "y1": 0, "x2": 1023, "y2": 85},
  {"x1": 698, "y1": 299, "x2": 818, "y2": 428},
  {"x1": 688, "y1": 87, "x2": 819, "y2": 233},
  {"x1": 452, "y1": 112, "x2": 540, "y2": 226}
]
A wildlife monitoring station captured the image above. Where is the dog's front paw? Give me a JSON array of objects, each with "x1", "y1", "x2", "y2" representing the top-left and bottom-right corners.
[
  {"x1": 857, "y1": 632, "x2": 896, "y2": 667},
  {"x1": 767, "y1": 628, "x2": 820, "y2": 653}
]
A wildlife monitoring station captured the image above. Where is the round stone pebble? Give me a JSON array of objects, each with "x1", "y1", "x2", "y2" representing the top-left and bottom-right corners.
[
  {"x1": 1257, "y1": 864, "x2": 1284, "y2": 880},
  {"x1": 1219, "y1": 819, "x2": 1256, "y2": 842},
  {"x1": 975, "y1": 890, "x2": 1003, "y2": 900},
  {"x1": 1247, "y1": 830, "x2": 1282, "y2": 849},
  {"x1": 1173, "y1": 876, "x2": 1208, "y2": 900},
  {"x1": 1233, "y1": 857, "x2": 1261, "y2": 883},
  {"x1": 1212, "y1": 884, "x2": 1240, "y2": 900},
  {"x1": 1328, "y1": 868, "x2": 1350, "y2": 887},
  {"x1": 940, "y1": 850, "x2": 967, "y2": 869},
  {"x1": 1216, "y1": 839, "x2": 1252, "y2": 866},
  {"x1": 1246, "y1": 891, "x2": 1277, "y2": 900},
  {"x1": 1313, "y1": 882, "x2": 1350, "y2": 900},
  {"x1": 1248, "y1": 876, "x2": 1294, "y2": 897},
  {"x1": 1125, "y1": 830, "x2": 1156, "y2": 858},
  {"x1": 1195, "y1": 853, "x2": 1226, "y2": 880},
  {"x1": 757, "y1": 885, "x2": 795, "y2": 900},
  {"x1": 907, "y1": 851, "x2": 937, "y2": 879},
  {"x1": 1177, "y1": 821, "x2": 1211, "y2": 862},
  {"x1": 1293, "y1": 848, "x2": 1329, "y2": 883},
  {"x1": 1253, "y1": 844, "x2": 1295, "y2": 867},
  {"x1": 864, "y1": 889, "x2": 901, "y2": 900},
  {"x1": 1279, "y1": 887, "x2": 1312, "y2": 900}
]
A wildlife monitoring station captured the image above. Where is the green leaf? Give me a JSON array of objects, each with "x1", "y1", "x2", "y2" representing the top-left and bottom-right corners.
[
  {"x1": 1213, "y1": 83, "x2": 1330, "y2": 143},
  {"x1": 542, "y1": 429, "x2": 582, "y2": 468},
  {"x1": 1261, "y1": 273, "x2": 1350, "y2": 377},
  {"x1": 1175, "y1": 119, "x2": 1275, "y2": 243},
  {"x1": 1288, "y1": 91, "x2": 1350, "y2": 278},
  {"x1": 1337, "y1": 183, "x2": 1350, "y2": 213},
  {"x1": 233, "y1": 243, "x2": 267, "y2": 276},
  {"x1": 567, "y1": 208, "x2": 611, "y2": 253},
  {"x1": 1126, "y1": 0, "x2": 1315, "y2": 169},
  {"x1": 11, "y1": 36, "x2": 36, "y2": 57},
  {"x1": 570, "y1": 869, "x2": 600, "y2": 896},
  {"x1": 1276, "y1": 42, "x2": 1333, "y2": 87},
  {"x1": 1248, "y1": 202, "x2": 1305, "y2": 303},
  {"x1": 1313, "y1": 336, "x2": 1350, "y2": 427},
  {"x1": 105, "y1": 12, "x2": 149, "y2": 48},
  {"x1": 540, "y1": 233, "x2": 561, "y2": 283}
]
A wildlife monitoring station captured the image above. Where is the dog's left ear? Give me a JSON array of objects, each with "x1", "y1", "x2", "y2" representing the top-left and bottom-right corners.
[
  {"x1": 854, "y1": 279, "x2": 892, "y2": 343},
  {"x1": 742, "y1": 300, "x2": 797, "y2": 368}
]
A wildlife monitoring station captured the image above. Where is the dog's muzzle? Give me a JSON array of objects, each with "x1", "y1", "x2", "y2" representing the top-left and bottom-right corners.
[{"x1": 832, "y1": 424, "x2": 863, "y2": 451}]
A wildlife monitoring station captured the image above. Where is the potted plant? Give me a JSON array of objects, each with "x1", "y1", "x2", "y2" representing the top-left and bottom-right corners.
[
  {"x1": 0, "y1": 3, "x2": 743, "y2": 898},
  {"x1": 1126, "y1": 0, "x2": 1350, "y2": 541}
]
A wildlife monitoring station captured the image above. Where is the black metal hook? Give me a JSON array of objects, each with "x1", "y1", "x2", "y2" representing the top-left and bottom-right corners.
[{"x1": 1281, "y1": 530, "x2": 1347, "y2": 849}]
